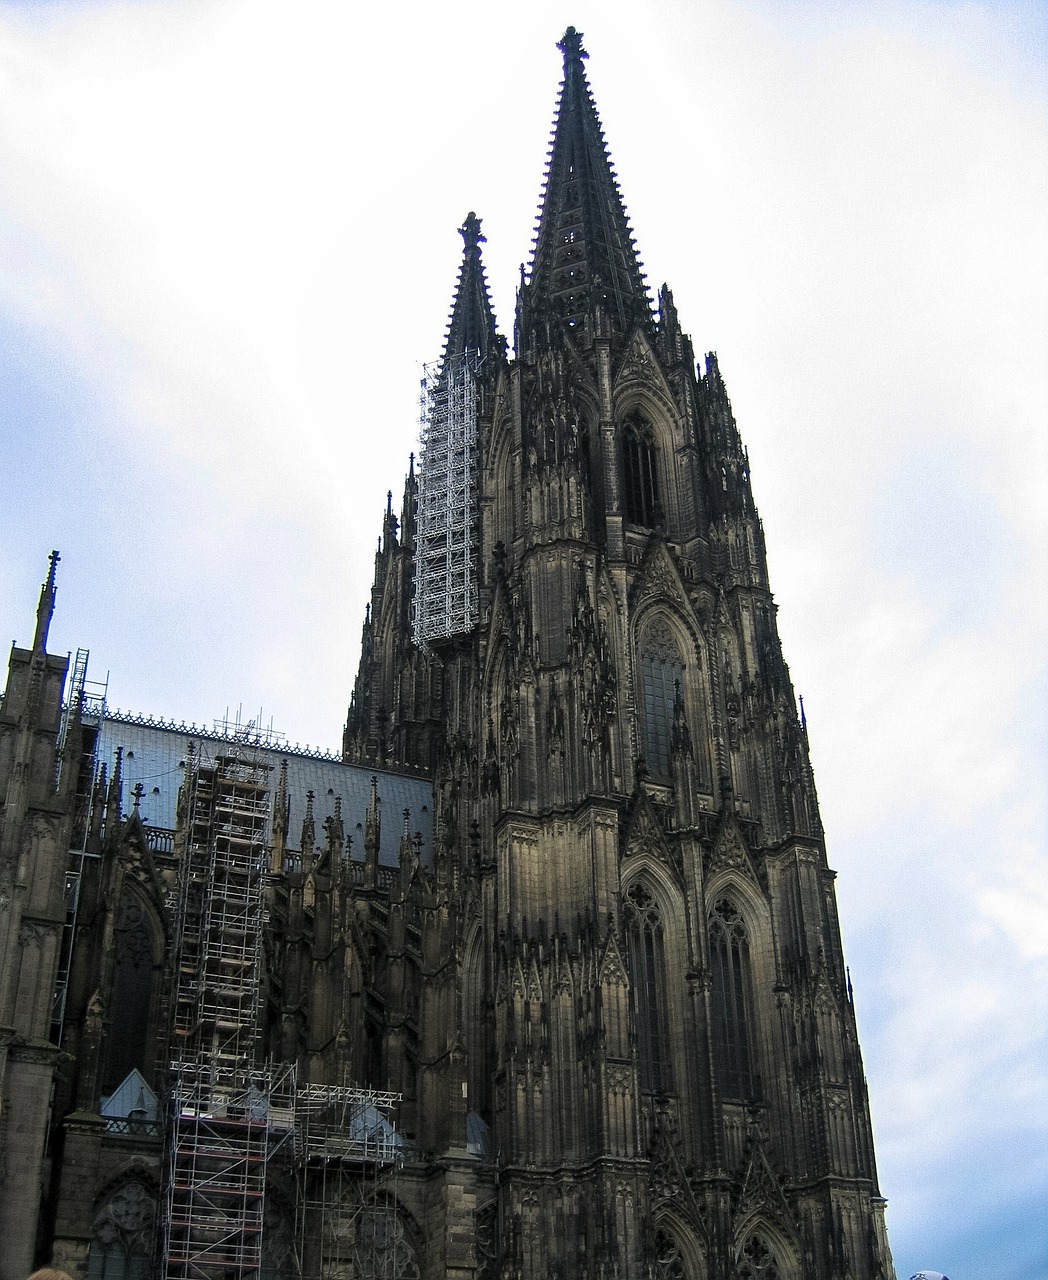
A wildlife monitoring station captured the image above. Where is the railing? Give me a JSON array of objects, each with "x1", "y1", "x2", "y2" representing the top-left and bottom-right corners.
[
  {"x1": 105, "y1": 1115, "x2": 163, "y2": 1139},
  {"x1": 102, "y1": 707, "x2": 343, "y2": 761}
]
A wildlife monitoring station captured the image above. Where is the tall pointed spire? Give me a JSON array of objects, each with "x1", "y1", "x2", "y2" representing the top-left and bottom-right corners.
[
  {"x1": 522, "y1": 28, "x2": 649, "y2": 341},
  {"x1": 33, "y1": 550, "x2": 59, "y2": 653},
  {"x1": 444, "y1": 212, "x2": 498, "y2": 364}
]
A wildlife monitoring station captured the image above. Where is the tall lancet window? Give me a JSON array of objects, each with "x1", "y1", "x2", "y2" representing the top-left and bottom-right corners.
[
  {"x1": 103, "y1": 891, "x2": 157, "y2": 1093},
  {"x1": 623, "y1": 412, "x2": 661, "y2": 526},
  {"x1": 625, "y1": 882, "x2": 672, "y2": 1093},
  {"x1": 709, "y1": 898, "x2": 758, "y2": 1100},
  {"x1": 641, "y1": 620, "x2": 685, "y2": 780}
]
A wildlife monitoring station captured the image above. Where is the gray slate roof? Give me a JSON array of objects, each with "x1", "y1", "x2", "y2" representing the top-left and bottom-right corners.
[{"x1": 95, "y1": 714, "x2": 433, "y2": 869}]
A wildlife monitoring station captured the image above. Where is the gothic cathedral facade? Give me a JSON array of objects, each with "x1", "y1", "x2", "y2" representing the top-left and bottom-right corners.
[{"x1": 0, "y1": 28, "x2": 895, "y2": 1280}]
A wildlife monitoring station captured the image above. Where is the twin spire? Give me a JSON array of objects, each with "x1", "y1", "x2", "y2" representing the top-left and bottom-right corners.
[
  {"x1": 442, "y1": 28, "x2": 650, "y2": 357},
  {"x1": 443, "y1": 212, "x2": 497, "y2": 363},
  {"x1": 525, "y1": 27, "x2": 649, "y2": 335}
]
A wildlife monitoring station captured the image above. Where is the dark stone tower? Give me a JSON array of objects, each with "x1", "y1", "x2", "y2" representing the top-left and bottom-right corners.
[
  {"x1": 346, "y1": 28, "x2": 895, "y2": 1280},
  {"x1": 0, "y1": 553, "x2": 76, "y2": 1280}
]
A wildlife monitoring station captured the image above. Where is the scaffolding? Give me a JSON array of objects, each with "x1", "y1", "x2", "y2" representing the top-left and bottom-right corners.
[
  {"x1": 413, "y1": 350, "x2": 482, "y2": 645},
  {"x1": 52, "y1": 647, "x2": 108, "y2": 1043},
  {"x1": 294, "y1": 1084, "x2": 404, "y2": 1280},
  {"x1": 165, "y1": 749, "x2": 276, "y2": 1280},
  {"x1": 164, "y1": 747, "x2": 406, "y2": 1280}
]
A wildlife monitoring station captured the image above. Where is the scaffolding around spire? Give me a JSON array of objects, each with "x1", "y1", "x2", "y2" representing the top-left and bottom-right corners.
[{"x1": 413, "y1": 350, "x2": 483, "y2": 645}]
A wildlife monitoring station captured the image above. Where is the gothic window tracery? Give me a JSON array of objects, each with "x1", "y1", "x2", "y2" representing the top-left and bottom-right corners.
[
  {"x1": 87, "y1": 1181, "x2": 155, "y2": 1280},
  {"x1": 624, "y1": 881, "x2": 672, "y2": 1093},
  {"x1": 623, "y1": 411, "x2": 662, "y2": 526},
  {"x1": 736, "y1": 1233, "x2": 782, "y2": 1279},
  {"x1": 641, "y1": 620, "x2": 685, "y2": 780},
  {"x1": 353, "y1": 1206, "x2": 420, "y2": 1279},
  {"x1": 653, "y1": 1225, "x2": 688, "y2": 1279},
  {"x1": 709, "y1": 898, "x2": 757, "y2": 1100}
]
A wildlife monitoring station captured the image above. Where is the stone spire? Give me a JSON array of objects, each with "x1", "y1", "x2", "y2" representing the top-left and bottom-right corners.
[
  {"x1": 33, "y1": 549, "x2": 59, "y2": 654},
  {"x1": 519, "y1": 28, "x2": 650, "y2": 344},
  {"x1": 444, "y1": 211, "x2": 499, "y2": 364}
]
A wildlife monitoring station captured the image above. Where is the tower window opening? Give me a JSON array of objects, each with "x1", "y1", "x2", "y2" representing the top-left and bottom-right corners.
[
  {"x1": 709, "y1": 898, "x2": 758, "y2": 1100},
  {"x1": 623, "y1": 413, "x2": 661, "y2": 526},
  {"x1": 625, "y1": 882, "x2": 672, "y2": 1093},
  {"x1": 641, "y1": 619, "x2": 684, "y2": 780}
]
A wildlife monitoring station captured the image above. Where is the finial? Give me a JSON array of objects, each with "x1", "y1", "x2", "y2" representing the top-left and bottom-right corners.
[
  {"x1": 459, "y1": 211, "x2": 485, "y2": 255},
  {"x1": 558, "y1": 26, "x2": 587, "y2": 64},
  {"x1": 131, "y1": 782, "x2": 144, "y2": 813}
]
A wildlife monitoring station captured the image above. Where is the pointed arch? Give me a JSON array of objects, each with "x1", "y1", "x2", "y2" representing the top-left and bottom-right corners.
[
  {"x1": 353, "y1": 1197, "x2": 423, "y2": 1279},
  {"x1": 639, "y1": 616, "x2": 684, "y2": 779},
  {"x1": 732, "y1": 1221, "x2": 800, "y2": 1280},
  {"x1": 633, "y1": 605, "x2": 712, "y2": 789},
  {"x1": 614, "y1": 363, "x2": 689, "y2": 535},
  {"x1": 486, "y1": 392, "x2": 518, "y2": 554},
  {"x1": 462, "y1": 918, "x2": 493, "y2": 1125},
  {"x1": 102, "y1": 881, "x2": 164, "y2": 1095},
  {"x1": 623, "y1": 879, "x2": 671, "y2": 1092},
  {"x1": 621, "y1": 865, "x2": 687, "y2": 1098},
  {"x1": 87, "y1": 1176, "x2": 157, "y2": 1280},
  {"x1": 651, "y1": 1212, "x2": 709, "y2": 1280},
  {"x1": 623, "y1": 409, "x2": 662, "y2": 527},
  {"x1": 708, "y1": 897, "x2": 758, "y2": 1101}
]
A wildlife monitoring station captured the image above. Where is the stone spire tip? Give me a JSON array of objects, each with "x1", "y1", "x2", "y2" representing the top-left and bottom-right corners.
[
  {"x1": 459, "y1": 211, "x2": 485, "y2": 254},
  {"x1": 558, "y1": 26, "x2": 587, "y2": 64}
]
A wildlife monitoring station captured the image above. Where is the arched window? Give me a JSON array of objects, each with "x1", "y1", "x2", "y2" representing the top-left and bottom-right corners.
[
  {"x1": 641, "y1": 620, "x2": 685, "y2": 780},
  {"x1": 354, "y1": 1206, "x2": 420, "y2": 1279},
  {"x1": 102, "y1": 891, "x2": 158, "y2": 1093},
  {"x1": 624, "y1": 882, "x2": 672, "y2": 1093},
  {"x1": 737, "y1": 1233, "x2": 782, "y2": 1279},
  {"x1": 623, "y1": 412, "x2": 662, "y2": 526},
  {"x1": 709, "y1": 899, "x2": 757, "y2": 1100},
  {"x1": 87, "y1": 1182, "x2": 155, "y2": 1280},
  {"x1": 653, "y1": 1225, "x2": 688, "y2": 1279}
]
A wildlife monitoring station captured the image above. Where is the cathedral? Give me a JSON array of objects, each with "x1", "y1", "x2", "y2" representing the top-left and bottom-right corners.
[{"x1": 0, "y1": 28, "x2": 896, "y2": 1280}]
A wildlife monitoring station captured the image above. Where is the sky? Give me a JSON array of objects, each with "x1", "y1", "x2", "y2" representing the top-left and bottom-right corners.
[{"x1": 1, "y1": 1, "x2": 1046, "y2": 1275}]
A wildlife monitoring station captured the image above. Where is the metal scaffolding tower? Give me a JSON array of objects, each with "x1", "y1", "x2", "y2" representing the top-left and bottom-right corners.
[
  {"x1": 413, "y1": 350, "x2": 482, "y2": 645},
  {"x1": 294, "y1": 1084, "x2": 405, "y2": 1280},
  {"x1": 164, "y1": 748, "x2": 276, "y2": 1280},
  {"x1": 163, "y1": 745, "x2": 407, "y2": 1279}
]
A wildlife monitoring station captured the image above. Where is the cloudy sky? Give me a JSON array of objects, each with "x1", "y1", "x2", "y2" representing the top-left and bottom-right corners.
[{"x1": 1, "y1": 1, "x2": 1045, "y2": 1275}]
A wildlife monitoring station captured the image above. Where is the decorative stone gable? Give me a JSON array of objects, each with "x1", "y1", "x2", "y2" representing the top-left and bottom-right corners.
[
  {"x1": 708, "y1": 812, "x2": 763, "y2": 888},
  {"x1": 736, "y1": 1130, "x2": 796, "y2": 1241},
  {"x1": 622, "y1": 792, "x2": 678, "y2": 880},
  {"x1": 629, "y1": 542, "x2": 693, "y2": 619},
  {"x1": 614, "y1": 329, "x2": 674, "y2": 406}
]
